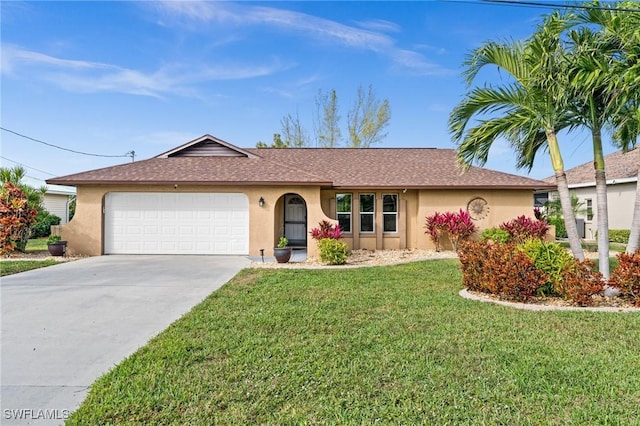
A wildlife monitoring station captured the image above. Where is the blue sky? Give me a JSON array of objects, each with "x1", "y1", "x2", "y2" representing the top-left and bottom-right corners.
[{"x1": 1, "y1": 0, "x2": 616, "y2": 186}]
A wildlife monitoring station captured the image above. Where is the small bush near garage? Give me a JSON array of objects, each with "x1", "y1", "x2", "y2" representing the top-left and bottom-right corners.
[
  {"x1": 609, "y1": 251, "x2": 640, "y2": 307},
  {"x1": 31, "y1": 211, "x2": 61, "y2": 238},
  {"x1": 479, "y1": 227, "x2": 510, "y2": 244}
]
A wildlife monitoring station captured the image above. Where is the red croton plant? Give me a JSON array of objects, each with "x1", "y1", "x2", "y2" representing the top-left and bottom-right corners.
[
  {"x1": 0, "y1": 182, "x2": 38, "y2": 255},
  {"x1": 424, "y1": 209, "x2": 476, "y2": 251},
  {"x1": 310, "y1": 220, "x2": 343, "y2": 240}
]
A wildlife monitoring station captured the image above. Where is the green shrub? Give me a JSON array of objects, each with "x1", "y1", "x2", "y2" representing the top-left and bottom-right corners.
[
  {"x1": 31, "y1": 211, "x2": 61, "y2": 238},
  {"x1": 317, "y1": 238, "x2": 350, "y2": 265},
  {"x1": 517, "y1": 239, "x2": 574, "y2": 297},
  {"x1": 609, "y1": 229, "x2": 630, "y2": 244},
  {"x1": 479, "y1": 228, "x2": 510, "y2": 244},
  {"x1": 609, "y1": 250, "x2": 640, "y2": 307},
  {"x1": 547, "y1": 216, "x2": 567, "y2": 239}
]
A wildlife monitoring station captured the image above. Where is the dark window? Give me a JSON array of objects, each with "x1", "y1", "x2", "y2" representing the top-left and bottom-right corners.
[
  {"x1": 336, "y1": 193, "x2": 352, "y2": 233},
  {"x1": 360, "y1": 194, "x2": 375, "y2": 233},
  {"x1": 586, "y1": 199, "x2": 593, "y2": 221},
  {"x1": 383, "y1": 194, "x2": 398, "y2": 232}
]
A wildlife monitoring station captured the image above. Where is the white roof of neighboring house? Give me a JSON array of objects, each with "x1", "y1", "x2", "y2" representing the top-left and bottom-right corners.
[
  {"x1": 544, "y1": 147, "x2": 638, "y2": 188},
  {"x1": 45, "y1": 184, "x2": 76, "y2": 196}
]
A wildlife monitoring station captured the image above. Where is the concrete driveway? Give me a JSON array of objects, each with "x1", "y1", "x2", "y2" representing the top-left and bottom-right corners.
[{"x1": 1, "y1": 255, "x2": 249, "y2": 425}]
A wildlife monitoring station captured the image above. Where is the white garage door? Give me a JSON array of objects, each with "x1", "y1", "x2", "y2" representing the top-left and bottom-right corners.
[{"x1": 105, "y1": 192, "x2": 249, "y2": 255}]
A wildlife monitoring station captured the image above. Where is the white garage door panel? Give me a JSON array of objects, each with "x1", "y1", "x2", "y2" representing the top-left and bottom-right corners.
[{"x1": 105, "y1": 193, "x2": 249, "y2": 255}]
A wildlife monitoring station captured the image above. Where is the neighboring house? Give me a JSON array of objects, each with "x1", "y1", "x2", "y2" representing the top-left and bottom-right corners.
[
  {"x1": 43, "y1": 185, "x2": 76, "y2": 224},
  {"x1": 543, "y1": 147, "x2": 638, "y2": 239},
  {"x1": 47, "y1": 134, "x2": 553, "y2": 257}
]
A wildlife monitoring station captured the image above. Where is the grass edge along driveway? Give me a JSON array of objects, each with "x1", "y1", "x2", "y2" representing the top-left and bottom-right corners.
[{"x1": 67, "y1": 260, "x2": 640, "y2": 425}]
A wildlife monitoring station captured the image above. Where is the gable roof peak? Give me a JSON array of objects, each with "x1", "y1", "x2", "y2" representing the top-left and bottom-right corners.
[{"x1": 155, "y1": 134, "x2": 260, "y2": 159}]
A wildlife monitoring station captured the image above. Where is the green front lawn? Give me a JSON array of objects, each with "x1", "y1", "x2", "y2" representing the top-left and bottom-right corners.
[
  {"x1": 0, "y1": 260, "x2": 59, "y2": 276},
  {"x1": 26, "y1": 238, "x2": 48, "y2": 252},
  {"x1": 68, "y1": 260, "x2": 640, "y2": 425}
]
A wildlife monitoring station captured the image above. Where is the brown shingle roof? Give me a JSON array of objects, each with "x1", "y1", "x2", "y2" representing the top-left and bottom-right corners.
[
  {"x1": 543, "y1": 147, "x2": 639, "y2": 185},
  {"x1": 48, "y1": 138, "x2": 553, "y2": 189}
]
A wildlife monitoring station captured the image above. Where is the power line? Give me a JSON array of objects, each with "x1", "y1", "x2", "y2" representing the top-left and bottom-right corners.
[
  {"x1": 484, "y1": 0, "x2": 640, "y2": 13},
  {"x1": 1, "y1": 127, "x2": 135, "y2": 160},
  {"x1": 439, "y1": 0, "x2": 640, "y2": 13},
  {"x1": 0, "y1": 155, "x2": 56, "y2": 176}
]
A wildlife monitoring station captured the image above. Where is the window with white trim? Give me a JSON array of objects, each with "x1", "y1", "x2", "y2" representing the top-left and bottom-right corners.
[
  {"x1": 336, "y1": 193, "x2": 352, "y2": 233},
  {"x1": 586, "y1": 198, "x2": 593, "y2": 221},
  {"x1": 359, "y1": 193, "x2": 375, "y2": 233},
  {"x1": 383, "y1": 194, "x2": 398, "y2": 232}
]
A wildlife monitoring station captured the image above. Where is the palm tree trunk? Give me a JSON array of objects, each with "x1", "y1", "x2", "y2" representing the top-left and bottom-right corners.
[
  {"x1": 593, "y1": 130, "x2": 610, "y2": 279},
  {"x1": 595, "y1": 169, "x2": 610, "y2": 278},
  {"x1": 547, "y1": 129, "x2": 584, "y2": 260},
  {"x1": 556, "y1": 172, "x2": 585, "y2": 261},
  {"x1": 627, "y1": 162, "x2": 640, "y2": 254}
]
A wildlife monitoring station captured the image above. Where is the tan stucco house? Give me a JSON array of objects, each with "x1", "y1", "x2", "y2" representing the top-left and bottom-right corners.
[{"x1": 47, "y1": 134, "x2": 554, "y2": 257}]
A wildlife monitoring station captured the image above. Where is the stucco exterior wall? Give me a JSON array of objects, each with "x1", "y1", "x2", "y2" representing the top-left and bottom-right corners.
[
  {"x1": 61, "y1": 185, "x2": 335, "y2": 257},
  {"x1": 319, "y1": 188, "x2": 535, "y2": 251},
  {"x1": 63, "y1": 185, "x2": 537, "y2": 257}
]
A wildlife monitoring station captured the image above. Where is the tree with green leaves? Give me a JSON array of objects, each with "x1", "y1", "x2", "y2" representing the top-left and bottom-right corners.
[
  {"x1": 449, "y1": 13, "x2": 585, "y2": 260},
  {"x1": 347, "y1": 84, "x2": 391, "y2": 148},
  {"x1": 259, "y1": 84, "x2": 390, "y2": 149},
  {"x1": 256, "y1": 133, "x2": 289, "y2": 149},
  {"x1": 314, "y1": 89, "x2": 341, "y2": 147},
  {"x1": 281, "y1": 111, "x2": 309, "y2": 147},
  {"x1": 0, "y1": 166, "x2": 47, "y2": 251}
]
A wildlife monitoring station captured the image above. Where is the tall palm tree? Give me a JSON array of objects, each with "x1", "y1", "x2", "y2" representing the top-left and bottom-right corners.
[
  {"x1": 449, "y1": 14, "x2": 585, "y2": 260},
  {"x1": 570, "y1": 1, "x2": 640, "y2": 257}
]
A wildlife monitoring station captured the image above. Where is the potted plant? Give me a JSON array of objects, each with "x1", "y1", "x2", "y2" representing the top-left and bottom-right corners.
[
  {"x1": 47, "y1": 235, "x2": 67, "y2": 257},
  {"x1": 273, "y1": 236, "x2": 292, "y2": 263}
]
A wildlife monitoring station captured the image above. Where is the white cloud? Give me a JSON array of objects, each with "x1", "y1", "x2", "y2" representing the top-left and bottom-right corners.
[
  {"x1": 150, "y1": 1, "x2": 451, "y2": 76},
  {"x1": 1, "y1": 44, "x2": 288, "y2": 98}
]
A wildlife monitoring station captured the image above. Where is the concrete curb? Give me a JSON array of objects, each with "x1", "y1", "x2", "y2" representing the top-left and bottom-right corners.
[{"x1": 459, "y1": 289, "x2": 640, "y2": 313}]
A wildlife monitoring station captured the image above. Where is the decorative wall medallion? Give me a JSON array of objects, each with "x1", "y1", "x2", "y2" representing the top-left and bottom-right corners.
[{"x1": 467, "y1": 197, "x2": 489, "y2": 220}]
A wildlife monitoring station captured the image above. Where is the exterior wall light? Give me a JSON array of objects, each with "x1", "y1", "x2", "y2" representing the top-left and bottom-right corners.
[{"x1": 259, "y1": 197, "x2": 265, "y2": 207}]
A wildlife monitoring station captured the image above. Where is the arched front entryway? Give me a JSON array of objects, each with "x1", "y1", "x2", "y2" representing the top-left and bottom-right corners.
[{"x1": 282, "y1": 193, "x2": 307, "y2": 248}]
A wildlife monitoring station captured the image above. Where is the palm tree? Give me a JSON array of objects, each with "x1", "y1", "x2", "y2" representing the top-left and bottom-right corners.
[
  {"x1": 569, "y1": 1, "x2": 640, "y2": 258},
  {"x1": 449, "y1": 14, "x2": 585, "y2": 260}
]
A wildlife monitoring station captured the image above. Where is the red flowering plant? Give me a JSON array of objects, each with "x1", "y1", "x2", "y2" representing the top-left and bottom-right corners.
[
  {"x1": 310, "y1": 220, "x2": 343, "y2": 241},
  {"x1": 425, "y1": 209, "x2": 476, "y2": 252}
]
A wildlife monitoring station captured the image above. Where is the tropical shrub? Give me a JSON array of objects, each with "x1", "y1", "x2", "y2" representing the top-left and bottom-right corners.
[
  {"x1": 499, "y1": 215, "x2": 549, "y2": 243},
  {"x1": 547, "y1": 216, "x2": 567, "y2": 239},
  {"x1": 310, "y1": 220, "x2": 343, "y2": 240},
  {"x1": 0, "y1": 182, "x2": 38, "y2": 254},
  {"x1": 480, "y1": 227, "x2": 510, "y2": 244},
  {"x1": 609, "y1": 229, "x2": 630, "y2": 244},
  {"x1": 457, "y1": 240, "x2": 547, "y2": 302},
  {"x1": 31, "y1": 211, "x2": 62, "y2": 238},
  {"x1": 517, "y1": 239, "x2": 574, "y2": 297},
  {"x1": 459, "y1": 239, "x2": 604, "y2": 306},
  {"x1": 559, "y1": 259, "x2": 604, "y2": 307},
  {"x1": 608, "y1": 251, "x2": 640, "y2": 307},
  {"x1": 425, "y1": 209, "x2": 476, "y2": 251},
  {"x1": 317, "y1": 238, "x2": 350, "y2": 265}
]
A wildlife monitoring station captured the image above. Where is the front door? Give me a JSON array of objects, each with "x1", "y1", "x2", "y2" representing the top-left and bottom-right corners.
[{"x1": 284, "y1": 194, "x2": 307, "y2": 247}]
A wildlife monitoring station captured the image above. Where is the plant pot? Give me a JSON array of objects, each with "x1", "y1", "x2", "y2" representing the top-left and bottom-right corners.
[
  {"x1": 47, "y1": 241, "x2": 67, "y2": 257},
  {"x1": 273, "y1": 247, "x2": 292, "y2": 263}
]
